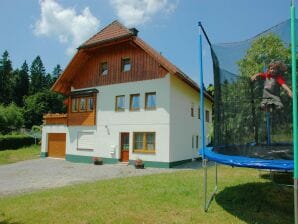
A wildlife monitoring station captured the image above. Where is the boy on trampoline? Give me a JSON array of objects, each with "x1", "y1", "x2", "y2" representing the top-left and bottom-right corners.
[{"x1": 251, "y1": 60, "x2": 292, "y2": 110}]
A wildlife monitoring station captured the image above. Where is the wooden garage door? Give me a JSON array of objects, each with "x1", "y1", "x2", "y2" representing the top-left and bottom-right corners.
[{"x1": 48, "y1": 133, "x2": 66, "y2": 158}]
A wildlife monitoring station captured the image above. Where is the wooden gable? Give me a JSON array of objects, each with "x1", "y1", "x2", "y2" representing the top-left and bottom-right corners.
[{"x1": 52, "y1": 20, "x2": 213, "y2": 102}]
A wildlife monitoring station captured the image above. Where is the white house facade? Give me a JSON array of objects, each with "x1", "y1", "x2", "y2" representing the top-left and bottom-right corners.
[{"x1": 41, "y1": 21, "x2": 213, "y2": 168}]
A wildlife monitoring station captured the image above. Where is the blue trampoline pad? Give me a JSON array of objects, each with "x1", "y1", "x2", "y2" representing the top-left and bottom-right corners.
[{"x1": 199, "y1": 147, "x2": 293, "y2": 171}]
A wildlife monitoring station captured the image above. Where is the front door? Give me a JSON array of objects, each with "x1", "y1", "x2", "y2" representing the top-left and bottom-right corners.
[{"x1": 120, "y1": 133, "x2": 129, "y2": 162}]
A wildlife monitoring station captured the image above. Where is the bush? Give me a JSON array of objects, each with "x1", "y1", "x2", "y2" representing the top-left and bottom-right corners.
[
  {"x1": 0, "y1": 135, "x2": 35, "y2": 150},
  {"x1": 0, "y1": 103, "x2": 24, "y2": 134}
]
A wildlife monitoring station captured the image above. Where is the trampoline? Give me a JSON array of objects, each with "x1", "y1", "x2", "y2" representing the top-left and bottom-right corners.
[
  {"x1": 197, "y1": 15, "x2": 297, "y2": 213},
  {"x1": 199, "y1": 19, "x2": 295, "y2": 171}
]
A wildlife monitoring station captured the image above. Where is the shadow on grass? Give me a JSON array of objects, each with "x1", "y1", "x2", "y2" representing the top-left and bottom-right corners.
[
  {"x1": 0, "y1": 213, "x2": 22, "y2": 224},
  {"x1": 215, "y1": 182, "x2": 293, "y2": 224}
]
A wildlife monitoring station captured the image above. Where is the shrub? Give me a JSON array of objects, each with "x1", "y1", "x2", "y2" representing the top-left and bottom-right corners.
[{"x1": 0, "y1": 135, "x2": 35, "y2": 150}]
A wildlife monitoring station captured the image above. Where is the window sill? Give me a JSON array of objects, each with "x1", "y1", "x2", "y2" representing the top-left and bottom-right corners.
[
  {"x1": 133, "y1": 150, "x2": 155, "y2": 154},
  {"x1": 145, "y1": 107, "x2": 156, "y2": 111}
]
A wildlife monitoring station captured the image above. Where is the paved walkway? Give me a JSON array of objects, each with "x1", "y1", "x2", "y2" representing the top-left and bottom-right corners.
[{"x1": 0, "y1": 158, "x2": 202, "y2": 196}]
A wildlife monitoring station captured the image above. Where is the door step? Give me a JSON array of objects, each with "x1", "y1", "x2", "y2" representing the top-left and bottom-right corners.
[{"x1": 118, "y1": 162, "x2": 129, "y2": 166}]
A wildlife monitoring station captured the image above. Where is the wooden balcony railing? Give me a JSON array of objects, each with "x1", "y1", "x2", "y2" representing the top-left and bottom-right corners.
[{"x1": 43, "y1": 113, "x2": 68, "y2": 125}]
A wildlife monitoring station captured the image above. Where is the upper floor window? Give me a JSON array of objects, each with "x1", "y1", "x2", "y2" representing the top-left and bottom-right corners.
[
  {"x1": 87, "y1": 97, "x2": 94, "y2": 111},
  {"x1": 79, "y1": 98, "x2": 86, "y2": 112},
  {"x1": 100, "y1": 62, "x2": 108, "y2": 75},
  {"x1": 145, "y1": 92, "x2": 156, "y2": 110},
  {"x1": 71, "y1": 96, "x2": 94, "y2": 113},
  {"x1": 191, "y1": 103, "x2": 194, "y2": 117},
  {"x1": 115, "y1": 95, "x2": 125, "y2": 112},
  {"x1": 205, "y1": 110, "x2": 210, "y2": 122},
  {"x1": 121, "y1": 58, "x2": 131, "y2": 72},
  {"x1": 130, "y1": 94, "x2": 140, "y2": 111},
  {"x1": 71, "y1": 98, "x2": 78, "y2": 112}
]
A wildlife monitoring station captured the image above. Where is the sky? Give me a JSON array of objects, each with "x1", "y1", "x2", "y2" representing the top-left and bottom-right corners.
[{"x1": 0, "y1": 0, "x2": 293, "y2": 85}]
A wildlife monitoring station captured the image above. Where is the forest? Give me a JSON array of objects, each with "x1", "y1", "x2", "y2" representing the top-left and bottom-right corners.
[{"x1": 0, "y1": 50, "x2": 65, "y2": 135}]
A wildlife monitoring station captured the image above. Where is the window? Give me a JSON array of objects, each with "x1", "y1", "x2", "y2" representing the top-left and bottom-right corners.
[
  {"x1": 100, "y1": 62, "x2": 108, "y2": 75},
  {"x1": 198, "y1": 107, "x2": 200, "y2": 119},
  {"x1": 115, "y1": 95, "x2": 125, "y2": 112},
  {"x1": 191, "y1": 103, "x2": 194, "y2": 117},
  {"x1": 71, "y1": 96, "x2": 94, "y2": 113},
  {"x1": 121, "y1": 58, "x2": 131, "y2": 72},
  {"x1": 71, "y1": 98, "x2": 78, "y2": 112},
  {"x1": 79, "y1": 98, "x2": 86, "y2": 112},
  {"x1": 196, "y1": 135, "x2": 199, "y2": 148},
  {"x1": 133, "y1": 132, "x2": 155, "y2": 153},
  {"x1": 205, "y1": 110, "x2": 210, "y2": 122},
  {"x1": 145, "y1": 92, "x2": 156, "y2": 110},
  {"x1": 77, "y1": 132, "x2": 94, "y2": 151},
  {"x1": 130, "y1": 94, "x2": 140, "y2": 111},
  {"x1": 87, "y1": 97, "x2": 94, "y2": 111}
]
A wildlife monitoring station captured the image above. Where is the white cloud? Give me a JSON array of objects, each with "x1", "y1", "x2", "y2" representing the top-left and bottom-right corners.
[
  {"x1": 110, "y1": 0, "x2": 178, "y2": 26},
  {"x1": 34, "y1": 0, "x2": 100, "y2": 56}
]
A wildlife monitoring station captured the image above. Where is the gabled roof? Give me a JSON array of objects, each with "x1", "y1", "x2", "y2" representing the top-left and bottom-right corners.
[
  {"x1": 79, "y1": 20, "x2": 135, "y2": 49},
  {"x1": 52, "y1": 20, "x2": 213, "y2": 102}
]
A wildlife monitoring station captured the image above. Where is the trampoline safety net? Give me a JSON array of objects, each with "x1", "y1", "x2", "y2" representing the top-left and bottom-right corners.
[{"x1": 211, "y1": 19, "x2": 296, "y2": 161}]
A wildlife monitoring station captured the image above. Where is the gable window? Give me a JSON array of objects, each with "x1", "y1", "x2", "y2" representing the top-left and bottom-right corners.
[
  {"x1": 115, "y1": 95, "x2": 125, "y2": 112},
  {"x1": 133, "y1": 132, "x2": 155, "y2": 153},
  {"x1": 100, "y1": 62, "x2": 108, "y2": 75},
  {"x1": 145, "y1": 92, "x2": 156, "y2": 110},
  {"x1": 205, "y1": 110, "x2": 210, "y2": 122},
  {"x1": 71, "y1": 98, "x2": 78, "y2": 112},
  {"x1": 130, "y1": 94, "x2": 140, "y2": 111},
  {"x1": 87, "y1": 97, "x2": 94, "y2": 111},
  {"x1": 121, "y1": 58, "x2": 131, "y2": 72}
]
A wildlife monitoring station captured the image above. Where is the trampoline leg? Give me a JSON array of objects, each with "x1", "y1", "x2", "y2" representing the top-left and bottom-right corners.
[
  {"x1": 266, "y1": 111, "x2": 271, "y2": 145},
  {"x1": 203, "y1": 159, "x2": 218, "y2": 212},
  {"x1": 295, "y1": 178, "x2": 298, "y2": 224}
]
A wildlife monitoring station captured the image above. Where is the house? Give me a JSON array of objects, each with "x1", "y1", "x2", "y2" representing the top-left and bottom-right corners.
[{"x1": 41, "y1": 21, "x2": 213, "y2": 168}]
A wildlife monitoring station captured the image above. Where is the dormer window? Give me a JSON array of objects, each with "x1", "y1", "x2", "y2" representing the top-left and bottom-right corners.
[
  {"x1": 121, "y1": 58, "x2": 131, "y2": 72},
  {"x1": 100, "y1": 62, "x2": 108, "y2": 75}
]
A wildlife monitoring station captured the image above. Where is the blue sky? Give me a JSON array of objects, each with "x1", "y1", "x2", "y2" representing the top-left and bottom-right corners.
[{"x1": 0, "y1": 0, "x2": 292, "y2": 85}]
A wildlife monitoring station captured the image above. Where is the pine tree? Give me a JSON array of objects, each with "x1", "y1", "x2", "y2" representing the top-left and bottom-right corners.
[
  {"x1": 14, "y1": 61, "x2": 29, "y2": 106},
  {"x1": 0, "y1": 51, "x2": 13, "y2": 105},
  {"x1": 29, "y1": 56, "x2": 46, "y2": 94},
  {"x1": 52, "y1": 64, "x2": 62, "y2": 83}
]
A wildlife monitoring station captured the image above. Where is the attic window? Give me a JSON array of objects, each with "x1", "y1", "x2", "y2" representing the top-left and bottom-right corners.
[
  {"x1": 100, "y1": 62, "x2": 108, "y2": 75},
  {"x1": 121, "y1": 58, "x2": 131, "y2": 72}
]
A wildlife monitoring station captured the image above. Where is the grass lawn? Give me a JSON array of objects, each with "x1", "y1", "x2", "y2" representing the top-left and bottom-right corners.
[
  {"x1": 0, "y1": 165, "x2": 293, "y2": 224},
  {"x1": 0, "y1": 144, "x2": 40, "y2": 165}
]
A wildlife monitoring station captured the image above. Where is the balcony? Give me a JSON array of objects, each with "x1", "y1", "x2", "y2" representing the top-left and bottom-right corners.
[{"x1": 43, "y1": 113, "x2": 68, "y2": 125}]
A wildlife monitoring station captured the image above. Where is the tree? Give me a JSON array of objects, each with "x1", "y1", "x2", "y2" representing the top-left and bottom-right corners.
[
  {"x1": 0, "y1": 103, "x2": 24, "y2": 134},
  {"x1": 13, "y1": 61, "x2": 29, "y2": 106},
  {"x1": 52, "y1": 64, "x2": 62, "y2": 83},
  {"x1": 29, "y1": 56, "x2": 46, "y2": 94},
  {"x1": 0, "y1": 51, "x2": 13, "y2": 105},
  {"x1": 220, "y1": 34, "x2": 291, "y2": 144},
  {"x1": 23, "y1": 90, "x2": 66, "y2": 128}
]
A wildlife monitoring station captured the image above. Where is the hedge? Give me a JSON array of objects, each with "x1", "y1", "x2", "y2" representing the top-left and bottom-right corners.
[{"x1": 0, "y1": 135, "x2": 35, "y2": 151}]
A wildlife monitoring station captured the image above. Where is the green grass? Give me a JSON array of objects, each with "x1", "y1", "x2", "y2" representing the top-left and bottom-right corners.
[
  {"x1": 0, "y1": 144, "x2": 40, "y2": 165},
  {"x1": 0, "y1": 166, "x2": 293, "y2": 224}
]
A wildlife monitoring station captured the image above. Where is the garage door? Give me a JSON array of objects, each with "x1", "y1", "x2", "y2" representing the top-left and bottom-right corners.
[{"x1": 48, "y1": 133, "x2": 66, "y2": 158}]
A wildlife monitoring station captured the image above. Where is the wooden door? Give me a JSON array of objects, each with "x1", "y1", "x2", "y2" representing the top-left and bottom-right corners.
[
  {"x1": 48, "y1": 133, "x2": 66, "y2": 158},
  {"x1": 120, "y1": 133, "x2": 129, "y2": 162}
]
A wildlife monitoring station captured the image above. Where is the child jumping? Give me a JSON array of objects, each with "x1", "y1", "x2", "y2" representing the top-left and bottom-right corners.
[{"x1": 251, "y1": 60, "x2": 292, "y2": 110}]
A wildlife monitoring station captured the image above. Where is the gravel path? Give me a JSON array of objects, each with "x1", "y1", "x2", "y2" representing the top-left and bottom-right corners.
[{"x1": 0, "y1": 158, "x2": 202, "y2": 196}]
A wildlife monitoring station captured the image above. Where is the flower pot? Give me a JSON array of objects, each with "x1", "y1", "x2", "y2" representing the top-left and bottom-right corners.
[
  {"x1": 94, "y1": 160, "x2": 103, "y2": 165},
  {"x1": 135, "y1": 164, "x2": 144, "y2": 169}
]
